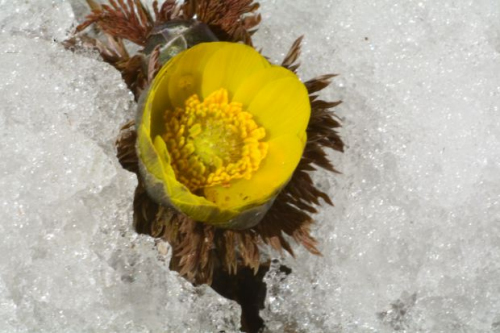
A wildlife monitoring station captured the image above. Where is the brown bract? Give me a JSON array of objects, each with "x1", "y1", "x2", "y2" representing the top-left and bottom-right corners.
[
  {"x1": 184, "y1": 0, "x2": 261, "y2": 45},
  {"x1": 76, "y1": 0, "x2": 153, "y2": 46},
  {"x1": 69, "y1": 0, "x2": 261, "y2": 100}
]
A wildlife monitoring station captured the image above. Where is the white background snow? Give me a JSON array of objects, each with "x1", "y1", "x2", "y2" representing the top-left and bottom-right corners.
[{"x1": 1, "y1": 0, "x2": 499, "y2": 332}]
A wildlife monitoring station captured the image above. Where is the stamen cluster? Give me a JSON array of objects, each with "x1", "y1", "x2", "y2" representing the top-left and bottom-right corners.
[{"x1": 163, "y1": 88, "x2": 268, "y2": 191}]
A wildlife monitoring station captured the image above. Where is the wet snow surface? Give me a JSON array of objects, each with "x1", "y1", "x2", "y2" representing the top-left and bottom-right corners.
[{"x1": 1, "y1": 0, "x2": 500, "y2": 332}]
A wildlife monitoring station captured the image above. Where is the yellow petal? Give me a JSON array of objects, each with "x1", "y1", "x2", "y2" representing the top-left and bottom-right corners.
[
  {"x1": 201, "y1": 43, "x2": 270, "y2": 99},
  {"x1": 203, "y1": 133, "x2": 306, "y2": 211},
  {"x1": 232, "y1": 65, "x2": 297, "y2": 107},
  {"x1": 247, "y1": 76, "x2": 311, "y2": 140},
  {"x1": 137, "y1": 124, "x2": 164, "y2": 181},
  {"x1": 166, "y1": 42, "x2": 228, "y2": 109},
  {"x1": 143, "y1": 42, "x2": 225, "y2": 139}
]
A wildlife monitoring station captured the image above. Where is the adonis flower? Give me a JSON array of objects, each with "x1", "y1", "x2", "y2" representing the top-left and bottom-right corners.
[
  {"x1": 137, "y1": 42, "x2": 310, "y2": 229},
  {"x1": 71, "y1": 0, "x2": 343, "y2": 330}
]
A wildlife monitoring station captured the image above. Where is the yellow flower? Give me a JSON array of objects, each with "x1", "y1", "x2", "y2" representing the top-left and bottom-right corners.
[{"x1": 137, "y1": 42, "x2": 310, "y2": 228}]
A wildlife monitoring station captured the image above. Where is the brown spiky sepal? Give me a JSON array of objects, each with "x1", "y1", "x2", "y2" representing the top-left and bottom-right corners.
[
  {"x1": 152, "y1": 0, "x2": 181, "y2": 23},
  {"x1": 76, "y1": 0, "x2": 154, "y2": 46},
  {"x1": 181, "y1": 0, "x2": 261, "y2": 45},
  {"x1": 281, "y1": 35, "x2": 303, "y2": 73},
  {"x1": 115, "y1": 36, "x2": 343, "y2": 284},
  {"x1": 69, "y1": 0, "x2": 261, "y2": 98},
  {"x1": 116, "y1": 120, "x2": 138, "y2": 174},
  {"x1": 73, "y1": 0, "x2": 155, "y2": 98},
  {"x1": 76, "y1": 0, "x2": 261, "y2": 46},
  {"x1": 114, "y1": 45, "x2": 161, "y2": 98}
]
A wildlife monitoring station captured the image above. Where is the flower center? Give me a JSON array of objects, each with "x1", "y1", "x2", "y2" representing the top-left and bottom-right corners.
[{"x1": 163, "y1": 88, "x2": 268, "y2": 192}]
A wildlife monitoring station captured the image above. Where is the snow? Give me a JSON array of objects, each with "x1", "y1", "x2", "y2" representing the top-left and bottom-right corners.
[
  {"x1": 0, "y1": 2, "x2": 239, "y2": 332},
  {"x1": 1, "y1": 0, "x2": 500, "y2": 332},
  {"x1": 255, "y1": 0, "x2": 500, "y2": 332}
]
